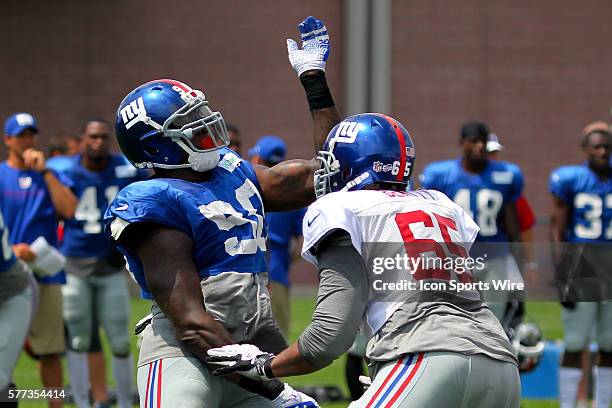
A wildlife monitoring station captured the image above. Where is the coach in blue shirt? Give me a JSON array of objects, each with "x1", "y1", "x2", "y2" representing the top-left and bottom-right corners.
[
  {"x1": 1, "y1": 112, "x2": 77, "y2": 400},
  {"x1": 249, "y1": 135, "x2": 306, "y2": 338}
]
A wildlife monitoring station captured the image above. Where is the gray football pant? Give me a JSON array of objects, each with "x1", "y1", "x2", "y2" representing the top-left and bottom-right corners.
[
  {"x1": 136, "y1": 356, "x2": 275, "y2": 408},
  {"x1": 62, "y1": 271, "x2": 131, "y2": 356},
  {"x1": 562, "y1": 301, "x2": 612, "y2": 352},
  {"x1": 349, "y1": 352, "x2": 520, "y2": 408},
  {"x1": 0, "y1": 285, "x2": 33, "y2": 389}
]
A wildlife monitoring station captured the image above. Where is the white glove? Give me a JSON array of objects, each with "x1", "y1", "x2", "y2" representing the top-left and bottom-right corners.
[
  {"x1": 359, "y1": 375, "x2": 372, "y2": 391},
  {"x1": 273, "y1": 384, "x2": 319, "y2": 408},
  {"x1": 206, "y1": 344, "x2": 275, "y2": 381},
  {"x1": 287, "y1": 16, "x2": 330, "y2": 76}
]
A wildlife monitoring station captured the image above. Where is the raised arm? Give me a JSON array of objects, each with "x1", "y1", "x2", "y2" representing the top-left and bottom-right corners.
[
  {"x1": 255, "y1": 17, "x2": 341, "y2": 211},
  {"x1": 287, "y1": 16, "x2": 341, "y2": 152}
]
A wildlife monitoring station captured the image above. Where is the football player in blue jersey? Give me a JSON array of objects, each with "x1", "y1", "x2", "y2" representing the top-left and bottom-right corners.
[
  {"x1": 0, "y1": 211, "x2": 34, "y2": 407},
  {"x1": 1, "y1": 112, "x2": 77, "y2": 408},
  {"x1": 550, "y1": 121, "x2": 612, "y2": 408},
  {"x1": 103, "y1": 16, "x2": 338, "y2": 408},
  {"x1": 49, "y1": 118, "x2": 146, "y2": 408},
  {"x1": 420, "y1": 121, "x2": 524, "y2": 321}
]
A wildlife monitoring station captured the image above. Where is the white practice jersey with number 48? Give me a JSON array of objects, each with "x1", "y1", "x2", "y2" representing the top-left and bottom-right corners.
[{"x1": 301, "y1": 189, "x2": 480, "y2": 334}]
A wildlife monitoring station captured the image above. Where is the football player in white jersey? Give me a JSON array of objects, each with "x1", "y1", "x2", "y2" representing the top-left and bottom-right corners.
[{"x1": 208, "y1": 113, "x2": 520, "y2": 408}]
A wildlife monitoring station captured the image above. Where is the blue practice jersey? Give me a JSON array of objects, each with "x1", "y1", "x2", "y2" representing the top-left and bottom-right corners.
[
  {"x1": 549, "y1": 164, "x2": 612, "y2": 242},
  {"x1": 49, "y1": 154, "x2": 146, "y2": 258},
  {"x1": 104, "y1": 149, "x2": 268, "y2": 299},
  {"x1": 267, "y1": 208, "x2": 305, "y2": 287},
  {"x1": 420, "y1": 158, "x2": 524, "y2": 243},
  {"x1": 0, "y1": 210, "x2": 17, "y2": 273},
  {"x1": 0, "y1": 161, "x2": 65, "y2": 283}
]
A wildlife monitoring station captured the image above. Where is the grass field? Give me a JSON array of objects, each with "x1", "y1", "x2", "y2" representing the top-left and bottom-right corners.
[{"x1": 13, "y1": 297, "x2": 565, "y2": 407}]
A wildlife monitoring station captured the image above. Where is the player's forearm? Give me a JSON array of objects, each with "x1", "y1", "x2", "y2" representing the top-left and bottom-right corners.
[
  {"x1": 294, "y1": 238, "x2": 366, "y2": 371},
  {"x1": 269, "y1": 342, "x2": 319, "y2": 377},
  {"x1": 151, "y1": 272, "x2": 235, "y2": 358},
  {"x1": 43, "y1": 171, "x2": 77, "y2": 219},
  {"x1": 300, "y1": 70, "x2": 341, "y2": 152},
  {"x1": 260, "y1": 159, "x2": 320, "y2": 211},
  {"x1": 549, "y1": 197, "x2": 569, "y2": 244},
  {"x1": 135, "y1": 225, "x2": 235, "y2": 359}
]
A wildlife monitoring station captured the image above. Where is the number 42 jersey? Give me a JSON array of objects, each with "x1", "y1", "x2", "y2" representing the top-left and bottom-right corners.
[
  {"x1": 549, "y1": 164, "x2": 612, "y2": 242},
  {"x1": 103, "y1": 149, "x2": 268, "y2": 299}
]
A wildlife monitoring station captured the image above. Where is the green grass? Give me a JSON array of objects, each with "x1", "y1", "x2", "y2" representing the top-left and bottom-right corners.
[{"x1": 12, "y1": 299, "x2": 564, "y2": 407}]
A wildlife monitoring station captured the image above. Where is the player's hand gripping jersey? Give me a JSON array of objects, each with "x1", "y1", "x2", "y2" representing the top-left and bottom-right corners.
[
  {"x1": 550, "y1": 163, "x2": 612, "y2": 243},
  {"x1": 302, "y1": 189, "x2": 517, "y2": 365}
]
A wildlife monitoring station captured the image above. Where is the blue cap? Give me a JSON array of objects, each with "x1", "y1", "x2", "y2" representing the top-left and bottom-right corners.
[
  {"x1": 248, "y1": 135, "x2": 286, "y2": 164},
  {"x1": 4, "y1": 113, "x2": 38, "y2": 136}
]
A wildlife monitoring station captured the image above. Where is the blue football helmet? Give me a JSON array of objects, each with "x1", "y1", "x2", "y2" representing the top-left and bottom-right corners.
[
  {"x1": 314, "y1": 113, "x2": 416, "y2": 198},
  {"x1": 115, "y1": 79, "x2": 229, "y2": 171}
]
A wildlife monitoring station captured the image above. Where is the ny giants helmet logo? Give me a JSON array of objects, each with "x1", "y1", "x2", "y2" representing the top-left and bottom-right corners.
[
  {"x1": 334, "y1": 121, "x2": 362, "y2": 144},
  {"x1": 119, "y1": 97, "x2": 147, "y2": 130}
]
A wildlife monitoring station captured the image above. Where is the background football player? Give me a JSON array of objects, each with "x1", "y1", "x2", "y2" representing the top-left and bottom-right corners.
[
  {"x1": 549, "y1": 121, "x2": 612, "y2": 408},
  {"x1": 104, "y1": 16, "x2": 339, "y2": 407},
  {"x1": 49, "y1": 118, "x2": 146, "y2": 408},
  {"x1": 1, "y1": 112, "x2": 77, "y2": 408},
  {"x1": 208, "y1": 113, "x2": 520, "y2": 408},
  {"x1": 0, "y1": 211, "x2": 34, "y2": 407},
  {"x1": 420, "y1": 121, "x2": 524, "y2": 321}
]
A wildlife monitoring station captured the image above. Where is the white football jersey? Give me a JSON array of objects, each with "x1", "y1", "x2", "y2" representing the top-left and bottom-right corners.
[{"x1": 302, "y1": 188, "x2": 480, "y2": 334}]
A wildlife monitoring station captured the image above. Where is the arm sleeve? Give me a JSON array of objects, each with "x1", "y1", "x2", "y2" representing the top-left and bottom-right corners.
[{"x1": 297, "y1": 232, "x2": 368, "y2": 369}]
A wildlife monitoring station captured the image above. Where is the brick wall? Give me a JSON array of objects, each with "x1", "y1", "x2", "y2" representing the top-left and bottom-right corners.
[
  {"x1": 0, "y1": 0, "x2": 343, "y2": 159},
  {"x1": 391, "y1": 0, "x2": 612, "y2": 239}
]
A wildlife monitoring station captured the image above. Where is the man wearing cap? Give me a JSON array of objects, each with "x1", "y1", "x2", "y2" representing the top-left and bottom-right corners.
[
  {"x1": 549, "y1": 121, "x2": 612, "y2": 408},
  {"x1": 1, "y1": 112, "x2": 77, "y2": 407},
  {"x1": 249, "y1": 135, "x2": 306, "y2": 338},
  {"x1": 420, "y1": 121, "x2": 524, "y2": 322}
]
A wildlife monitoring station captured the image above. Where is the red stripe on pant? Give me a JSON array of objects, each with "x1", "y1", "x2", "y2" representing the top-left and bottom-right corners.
[
  {"x1": 157, "y1": 359, "x2": 163, "y2": 408},
  {"x1": 383, "y1": 353, "x2": 424, "y2": 408},
  {"x1": 365, "y1": 357, "x2": 405, "y2": 408},
  {"x1": 144, "y1": 362, "x2": 153, "y2": 408}
]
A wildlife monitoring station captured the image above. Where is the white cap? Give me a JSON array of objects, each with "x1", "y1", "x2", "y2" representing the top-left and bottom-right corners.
[{"x1": 486, "y1": 133, "x2": 504, "y2": 152}]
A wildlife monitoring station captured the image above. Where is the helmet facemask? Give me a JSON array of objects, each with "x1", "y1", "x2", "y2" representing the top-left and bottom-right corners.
[
  {"x1": 161, "y1": 90, "x2": 229, "y2": 172},
  {"x1": 314, "y1": 150, "x2": 340, "y2": 198}
]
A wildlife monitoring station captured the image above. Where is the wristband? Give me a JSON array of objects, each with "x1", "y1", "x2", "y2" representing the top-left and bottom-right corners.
[
  {"x1": 263, "y1": 356, "x2": 275, "y2": 379},
  {"x1": 40, "y1": 168, "x2": 51, "y2": 176},
  {"x1": 300, "y1": 71, "x2": 335, "y2": 111}
]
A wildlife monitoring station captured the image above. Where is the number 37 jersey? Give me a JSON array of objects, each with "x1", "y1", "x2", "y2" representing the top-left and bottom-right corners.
[
  {"x1": 103, "y1": 149, "x2": 267, "y2": 299},
  {"x1": 549, "y1": 164, "x2": 612, "y2": 242}
]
